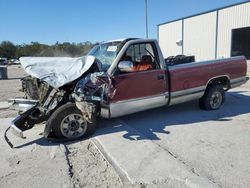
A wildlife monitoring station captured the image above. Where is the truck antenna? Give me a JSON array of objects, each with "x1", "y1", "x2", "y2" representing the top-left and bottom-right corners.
[{"x1": 145, "y1": 0, "x2": 149, "y2": 38}]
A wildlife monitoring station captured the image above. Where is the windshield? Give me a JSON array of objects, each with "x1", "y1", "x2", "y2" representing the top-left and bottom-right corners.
[{"x1": 87, "y1": 41, "x2": 122, "y2": 71}]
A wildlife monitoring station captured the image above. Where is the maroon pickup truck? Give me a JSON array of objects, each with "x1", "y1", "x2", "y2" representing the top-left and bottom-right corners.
[{"x1": 8, "y1": 38, "x2": 248, "y2": 141}]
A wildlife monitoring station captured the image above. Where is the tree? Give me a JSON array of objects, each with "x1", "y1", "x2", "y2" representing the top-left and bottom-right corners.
[
  {"x1": 0, "y1": 40, "x2": 96, "y2": 59},
  {"x1": 0, "y1": 41, "x2": 17, "y2": 59}
]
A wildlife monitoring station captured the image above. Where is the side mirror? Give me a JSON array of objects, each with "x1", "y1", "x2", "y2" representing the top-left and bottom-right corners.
[{"x1": 118, "y1": 61, "x2": 134, "y2": 73}]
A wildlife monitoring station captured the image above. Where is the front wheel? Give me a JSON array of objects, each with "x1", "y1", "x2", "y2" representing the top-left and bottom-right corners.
[
  {"x1": 199, "y1": 85, "x2": 225, "y2": 110},
  {"x1": 46, "y1": 103, "x2": 96, "y2": 139}
]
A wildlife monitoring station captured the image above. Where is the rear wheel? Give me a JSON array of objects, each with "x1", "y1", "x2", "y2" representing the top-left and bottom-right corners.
[
  {"x1": 46, "y1": 103, "x2": 96, "y2": 139},
  {"x1": 199, "y1": 85, "x2": 225, "y2": 110}
]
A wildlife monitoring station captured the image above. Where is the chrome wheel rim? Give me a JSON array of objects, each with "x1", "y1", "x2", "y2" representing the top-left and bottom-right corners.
[
  {"x1": 60, "y1": 113, "x2": 87, "y2": 138},
  {"x1": 210, "y1": 91, "x2": 222, "y2": 109}
]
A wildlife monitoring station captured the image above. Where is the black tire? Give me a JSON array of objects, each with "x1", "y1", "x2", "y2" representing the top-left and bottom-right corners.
[
  {"x1": 46, "y1": 103, "x2": 96, "y2": 139},
  {"x1": 198, "y1": 98, "x2": 206, "y2": 110},
  {"x1": 199, "y1": 85, "x2": 225, "y2": 110}
]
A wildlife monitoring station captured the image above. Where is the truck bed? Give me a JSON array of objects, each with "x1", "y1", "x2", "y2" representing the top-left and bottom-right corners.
[{"x1": 167, "y1": 56, "x2": 247, "y2": 105}]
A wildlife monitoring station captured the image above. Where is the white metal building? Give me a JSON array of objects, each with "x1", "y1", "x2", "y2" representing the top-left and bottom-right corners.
[{"x1": 158, "y1": 1, "x2": 250, "y2": 61}]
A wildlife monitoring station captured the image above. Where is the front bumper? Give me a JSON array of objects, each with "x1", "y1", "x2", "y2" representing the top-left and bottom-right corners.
[
  {"x1": 8, "y1": 98, "x2": 38, "y2": 112},
  {"x1": 10, "y1": 116, "x2": 25, "y2": 138},
  {"x1": 8, "y1": 98, "x2": 38, "y2": 138}
]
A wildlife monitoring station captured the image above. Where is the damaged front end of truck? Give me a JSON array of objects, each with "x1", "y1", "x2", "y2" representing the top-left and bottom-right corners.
[
  {"x1": 5, "y1": 40, "x2": 125, "y2": 146},
  {"x1": 9, "y1": 80, "x2": 68, "y2": 138},
  {"x1": 7, "y1": 56, "x2": 112, "y2": 142}
]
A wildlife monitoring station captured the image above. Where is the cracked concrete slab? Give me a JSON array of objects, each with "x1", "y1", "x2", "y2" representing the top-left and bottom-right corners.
[{"x1": 94, "y1": 123, "x2": 217, "y2": 188}]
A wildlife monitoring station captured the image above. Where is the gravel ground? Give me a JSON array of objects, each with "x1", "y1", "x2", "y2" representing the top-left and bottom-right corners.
[{"x1": 67, "y1": 141, "x2": 123, "y2": 188}]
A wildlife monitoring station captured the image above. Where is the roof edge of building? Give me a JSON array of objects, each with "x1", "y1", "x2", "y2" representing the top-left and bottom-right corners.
[{"x1": 158, "y1": 1, "x2": 249, "y2": 27}]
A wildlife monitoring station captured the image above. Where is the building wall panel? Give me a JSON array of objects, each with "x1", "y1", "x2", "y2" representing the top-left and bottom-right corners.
[
  {"x1": 183, "y1": 12, "x2": 217, "y2": 61},
  {"x1": 158, "y1": 21, "x2": 182, "y2": 58},
  {"x1": 217, "y1": 3, "x2": 250, "y2": 59}
]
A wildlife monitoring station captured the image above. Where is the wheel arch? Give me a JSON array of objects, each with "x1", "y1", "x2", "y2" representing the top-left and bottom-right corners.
[{"x1": 205, "y1": 75, "x2": 230, "y2": 91}]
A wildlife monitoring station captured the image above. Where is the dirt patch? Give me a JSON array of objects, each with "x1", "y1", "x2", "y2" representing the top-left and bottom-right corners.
[{"x1": 67, "y1": 140, "x2": 123, "y2": 188}]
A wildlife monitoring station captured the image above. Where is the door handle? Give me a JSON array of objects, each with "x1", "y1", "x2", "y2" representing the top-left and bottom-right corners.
[{"x1": 157, "y1": 75, "x2": 165, "y2": 80}]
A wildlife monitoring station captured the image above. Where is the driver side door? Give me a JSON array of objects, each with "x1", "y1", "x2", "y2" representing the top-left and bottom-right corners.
[{"x1": 109, "y1": 42, "x2": 169, "y2": 117}]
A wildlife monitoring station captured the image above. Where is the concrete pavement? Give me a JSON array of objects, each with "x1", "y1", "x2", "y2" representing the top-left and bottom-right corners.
[
  {"x1": 94, "y1": 123, "x2": 217, "y2": 187},
  {"x1": 93, "y1": 81, "x2": 250, "y2": 187}
]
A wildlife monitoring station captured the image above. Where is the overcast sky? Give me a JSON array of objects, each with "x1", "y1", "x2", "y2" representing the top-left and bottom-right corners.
[{"x1": 0, "y1": 0, "x2": 246, "y2": 44}]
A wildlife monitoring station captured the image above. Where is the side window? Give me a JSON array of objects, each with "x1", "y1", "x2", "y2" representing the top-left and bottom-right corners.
[{"x1": 120, "y1": 43, "x2": 159, "y2": 73}]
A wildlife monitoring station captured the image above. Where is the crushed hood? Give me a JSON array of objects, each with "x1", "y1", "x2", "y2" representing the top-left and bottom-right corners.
[{"x1": 20, "y1": 56, "x2": 95, "y2": 88}]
